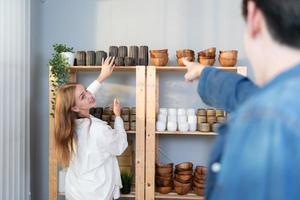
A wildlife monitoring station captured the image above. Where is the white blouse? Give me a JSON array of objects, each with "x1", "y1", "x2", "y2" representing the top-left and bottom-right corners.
[{"x1": 65, "y1": 80, "x2": 128, "y2": 200}]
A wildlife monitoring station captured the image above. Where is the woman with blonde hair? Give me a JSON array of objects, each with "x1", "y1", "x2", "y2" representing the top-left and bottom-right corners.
[{"x1": 54, "y1": 57, "x2": 128, "y2": 200}]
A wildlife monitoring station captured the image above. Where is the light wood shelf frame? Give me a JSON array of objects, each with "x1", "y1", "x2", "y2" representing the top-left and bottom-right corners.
[
  {"x1": 49, "y1": 65, "x2": 146, "y2": 200},
  {"x1": 145, "y1": 65, "x2": 247, "y2": 200}
]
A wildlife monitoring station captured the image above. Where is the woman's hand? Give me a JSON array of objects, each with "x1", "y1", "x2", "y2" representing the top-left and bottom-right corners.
[
  {"x1": 113, "y1": 98, "x2": 121, "y2": 116},
  {"x1": 183, "y1": 57, "x2": 205, "y2": 82},
  {"x1": 97, "y1": 57, "x2": 115, "y2": 83}
]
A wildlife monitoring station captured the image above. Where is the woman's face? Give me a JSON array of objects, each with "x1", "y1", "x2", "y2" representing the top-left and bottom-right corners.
[{"x1": 72, "y1": 84, "x2": 96, "y2": 114}]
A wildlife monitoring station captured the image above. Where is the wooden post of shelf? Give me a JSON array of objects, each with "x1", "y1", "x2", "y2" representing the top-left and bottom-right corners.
[
  {"x1": 49, "y1": 67, "x2": 57, "y2": 200},
  {"x1": 135, "y1": 66, "x2": 146, "y2": 200},
  {"x1": 146, "y1": 66, "x2": 157, "y2": 200},
  {"x1": 155, "y1": 72, "x2": 160, "y2": 163}
]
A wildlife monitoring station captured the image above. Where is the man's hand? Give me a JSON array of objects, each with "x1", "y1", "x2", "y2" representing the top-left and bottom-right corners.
[
  {"x1": 183, "y1": 57, "x2": 205, "y2": 82},
  {"x1": 97, "y1": 57, "x2": 115, "y2": 83},
  {"x1": 113, "y1": 98, "x2": 121, "y2": 116}
]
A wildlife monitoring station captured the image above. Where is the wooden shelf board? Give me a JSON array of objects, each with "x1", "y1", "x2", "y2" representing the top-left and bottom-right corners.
[
  {"x1": 156, "y1": 131, "x2": 217, "y2": 136},
  {"x1": 155, "y1": 191, "x2": 204, "y2": 199},
  {"x1": 152, "y1": 66, "x2": 245, "y2": 72},
  {"x1": 69, "y1": 66, "x2": 137, "y2": 72},
  {"x1": 59, "y1": 190, "x2": 136, "y2": 198}
]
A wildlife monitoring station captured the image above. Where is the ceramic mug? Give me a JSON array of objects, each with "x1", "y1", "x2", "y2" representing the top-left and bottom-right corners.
[
  {"x1": 157, "y1": 114, "x2": 167, "y2": 122},
  {"x1": 167, "y1": 121, "x2": 177, "y2": 131},
  {"x1": 187, "y1": 108, "x2": 196, "y2": 116},
  {"x1": 178, "y1": 115, "x2": 187, "y2": 123},
  {"x1": 168, "y1": 115, "x2": 177, "y2": 123},
  {"x1": 188, "y1": 115, "x2": 197, "y2": 123},
  {"x1": 156, "y1": 121, "x2": 166, "y2": 131},
  {"x1": 189, "y1": 122, "x2": 197, "y2": 132},
  {"x1": 178, "y1": 122, "x2": 189, "y2": 132},
  {"x1": 168, "y1": 108, "x2": 177, "y2": 116},
  {"x1": 159, "y1": 108, "x2": 168, "y2": 115},
  {"x1": 177, "y1": 108, "x2": 186, "y2": 116}
]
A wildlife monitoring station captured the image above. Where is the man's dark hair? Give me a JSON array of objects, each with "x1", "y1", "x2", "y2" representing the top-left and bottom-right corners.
[{"x1": 242, "y1": 0, "x2": 300, "y2": 49}]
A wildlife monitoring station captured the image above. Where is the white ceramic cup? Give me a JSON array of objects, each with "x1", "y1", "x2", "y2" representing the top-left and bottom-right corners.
[
  {"x1": 156, "y1": 121, "x2": 166, "y2": 131},
  {"x1": 189, "y1": 122, "x2": 197, "y2": 132},
  {"x1": 188, "y1": 115, "x2": 197, "y2": 123},
  {"x1": 168, "y1": 108, "x2": 177, "y2": 116},
  {"x1": 187, "y1": 108, "x2": 196, "y2": 116},
  {"x1": 178, "y1": 115, "x2": 187, "y2": 123},
  {"x1": 61, "y1": 52, "x2": 75, "y2": 65},
  {"x1": 177, "y1": 108, "x2": 186, "y2": 116},
  {"x1": 167, "y1": 121, "x2": 177, "y2": 131},
  {"x1": 168, "y1": 115, "x2": 177, "y2": 123},
  {"x1": 157, "y1": 114, "x2": 167, "y2": 122},
  {"x1": 178, "y1": 122, "x2": 189, "y2": 132},
  {"x1": 159, "y1": 108, "x2": 168, "y2": 115}
]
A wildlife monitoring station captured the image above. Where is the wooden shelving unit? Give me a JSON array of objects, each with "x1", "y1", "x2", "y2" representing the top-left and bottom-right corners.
[
  {"x1": 145, "y1": 65, "x2": 247, "y2": 200},
  {"x1": 49, "y1": 65, "x2": 146, "y2": 200}
]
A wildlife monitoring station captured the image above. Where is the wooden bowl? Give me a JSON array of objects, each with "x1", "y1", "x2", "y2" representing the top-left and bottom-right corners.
[
  {"x1": 219, "y1": 57, "x2": 237, "y2": 67},
  {"x1": 198, "y1": 123, "x2": 210, "y2": 132},
  {"x1": 175, "y1": 170, "x2": 193, "y2": 175},
  {"x1": 156, "y1": 176, "x2": 173, "y2": 181},
  {"x1": 156, "y1": 178, "x2": 173, "y2": 187},
  {"x1": 195, "y1": 166, "x2": 207, "y2": 175},
  {"x1": 156, "y1": 186, "x2": 173, "y2": 194},
  {"x1": 193, "y1": 180, "x2": 205, "y2": 188},
  {"x1": 219, "y1": 50, "x2": 238, "y2": 59},
  {"x1": 150, "y1": 49, "x2": 168, "y2": 53},
  {"x1": 193, "y1": 186, "x2": 205, "y2": 196},
  {"x1": 198, "y1": 51, "x2": 215, "y2": 58},
  {"x1": 156, "y1": 172, "x2": 173, "y2": 178},
  {"x1": 175, "y1": 162, "x2": 193, "y2": 171},
  {"x1": 194, "y1": 172, "x2": 206, "y2": 180},
  {"x1": 156, "y1": 163, "x2": 174, "y2": 168},
  {"x1": 151, "y1": 57, "x2": 168, "y2": 66},
  {"x1": 150, "y1": 52, "x2": 168, "y2": 58},
  {"x1": 175, "y1": 174, "x2": 193, "y2": 183},
  {"x1": 176, "y1": 49, "x2": 195, "y2": 58},
  {"x1": 194, "y1": 176, "x2": 206, "y2": 184},
  {"x1": 156, "y1": 167, "x2": 173, "y2": 175},
  {"x1": 177, "y1": 57, "x2": 194, "y2": 66},
  {"x1": 174, "y1": 179, "x2": 192, "y2": 187},
  {"x1": 198, "y1": 58, "x2": 215, "y2": 66},
  {"x1": 175, "y1": 185, "x2": 192, "y2": 195}
]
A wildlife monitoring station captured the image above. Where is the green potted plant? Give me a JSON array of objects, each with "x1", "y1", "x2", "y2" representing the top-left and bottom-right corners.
[
  {"x1": 48, "y1": 44, "x2": 74, "y2": 116},
  {"x1": 120, "y1": 170, "x2": 133, "y2": 194}
]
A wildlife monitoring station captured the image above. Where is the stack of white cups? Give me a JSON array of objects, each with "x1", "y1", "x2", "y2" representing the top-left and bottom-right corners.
[
  {"x1": 167, "y1": 108, "x2": 177, "y2": 131},
  {"x1": 178, "y1": 108, "x2": 189, "y2": 132},
  {"x1": 156, "y1": 108, "x2": 168, "y2": 131},
  {"x1": 187, "y1": 108, "x2": 197, "y2": 131}
]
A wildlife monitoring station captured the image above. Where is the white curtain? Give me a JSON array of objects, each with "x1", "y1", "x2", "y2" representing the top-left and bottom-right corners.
[{"x1": 0, "y1": 0, "x2": 31, "y2": 199}]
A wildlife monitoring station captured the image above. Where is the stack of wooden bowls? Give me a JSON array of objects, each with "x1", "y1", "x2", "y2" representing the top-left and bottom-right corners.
[
  {"x1": 86, "y1": 51, "x2": 96, "y2": 66},
  {"x1": 219, "y1": 50, "x2": 238, "y2": 67},
  {"x1": 139, "y1": 46, "x2": 149, "y2": 66},
  {"x1": 95, "y1": 51, "x2": 107, "y2": 66},
  {"x1": 197, "y1": 108, "x2": 227, "y2": 132},
  {"x1": 155, "y1": 163, "x2": 174, "y2": 194},
  {"x1": 150, "y1": 49, "x2": 169, "y2": 66},
  {"x1": 176, "y1": 49, "x2": 195, "y2": 66},
  {"x1": 130, "y1": 107, "x2": 136, "y2": 131},
  {"x1": 193, "y1": 166, "x2": 207, "y2": 196},
  {"x1": 197, "y1": 48, "x2": 216, "y2": 66},
  {"x1": 75, "y1": 51, "x2": 86, "y2": 66},
  {"x1": 174, "y1": 162, "x2": 193, "y2": 195}
]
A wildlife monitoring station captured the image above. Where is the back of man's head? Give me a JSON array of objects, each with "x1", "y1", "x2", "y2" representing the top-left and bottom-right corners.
[{"x1": 242, "y1": 0, "x2": 300, "y2": 49}]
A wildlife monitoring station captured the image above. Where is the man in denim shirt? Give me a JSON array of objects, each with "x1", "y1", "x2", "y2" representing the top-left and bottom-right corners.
[{"x1": 183, "y1": 0, "x2": 300, "y2": 199}]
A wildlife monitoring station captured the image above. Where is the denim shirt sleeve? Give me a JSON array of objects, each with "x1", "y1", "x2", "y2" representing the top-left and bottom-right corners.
[
  {"x1": 211, "y1": 108, "x2": 300, "y2": 200},
  {"x1": 197, "y1": 67, "x2": 259, "y2": 112}
]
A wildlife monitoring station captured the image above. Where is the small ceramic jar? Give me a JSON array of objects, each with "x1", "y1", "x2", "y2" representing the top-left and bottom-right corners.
[
  {"x1": 189, "y1": 122, "x2": 197, "y2": 132},
  {"x1": 167, "y1": 121, "x2": 177, "y2": 132},
  {"x1": 177, "y1": 108, "x2": 186, "y2": 116},
  {"x1": 188, "y1": 115, "x2": 197, "y2": 123},
  {"x1": 168, "y1": 115, "x2": 177, "y2": 123},
  {"x1": 157, "y1": 114, "x2": 167, "y2": 122},
  {"x1": 168, "y1": 108, "x2": 177, "y2": 116},
  {"x1": 156, "y1": 121, "x2": 166, "y2": 131},
  {"x1": 159, "y1": 108, "x2": 168, "y2": 115},
  {"x1": 178, "y1": 122, "x2": 189, "y2": 132},
  {"x1": 187, "y1": 108, "x2": 196, "y2": 116},
  {"x1": 178, "y1": 115, "x2": 187, "y2": 123}
]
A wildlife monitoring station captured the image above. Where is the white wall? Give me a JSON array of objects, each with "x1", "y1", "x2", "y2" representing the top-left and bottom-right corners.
[{"x1": 30, "y1": 0, "x2": 251, "y2": 199}]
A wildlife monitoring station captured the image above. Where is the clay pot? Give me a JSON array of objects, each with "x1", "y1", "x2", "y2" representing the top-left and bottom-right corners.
[
  {"x1": 129, "y1": 46, "x2": 139, "y2": 65},
  {"x1": 75, "y1": 51, "x2": 86, "y2": 66},
  {"x1": 219, "y1": 57, "x2": 237, "y2": 67},
  {"x1": 95, "y1": 51, "x2": 107, "y2": 66},
  {"x1": 198, "y1": 57, "x2": 215, "y2": 66},
  {"x1": 193, "y1": 186, "x2": 205, "y2": 196},
  {"x1": 175, "y1": 162, "x2": 193, "y2": 171},
  {"x1": 118, "y1": 46, "x2": 128, "y2": 58},
  {"x1": 156, "y1": 167, "x2": 173, "y2": 174},
  {"x1": 124, "y1": 57, "x2": 135, "y2": 66},
  {"x1": 151, "y1": 57, "x2": 168, "y2": 66},
  {"x1": 115, "y1": 57, "x2": 125, "y2": 66},
  {"x1": 174, "y1": 185, "x2": 192, "y2": 195},
  {"x1": 156, "y1": 186, "x2": 172, "y2": 194},
  {"x1": 156, "y1": 163, "x2": 174, "y2": 168},
  {"x1": 86, "y1": 51, "x2": 96, "y2": 66},
  {"x1": 109, "y1": 46, "x2": 118, "y2": 57}
]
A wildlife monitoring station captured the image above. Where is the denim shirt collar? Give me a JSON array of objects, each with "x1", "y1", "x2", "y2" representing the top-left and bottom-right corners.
[{"x1": 262, "y1": 63, "x2": 300, "y2": 91}]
